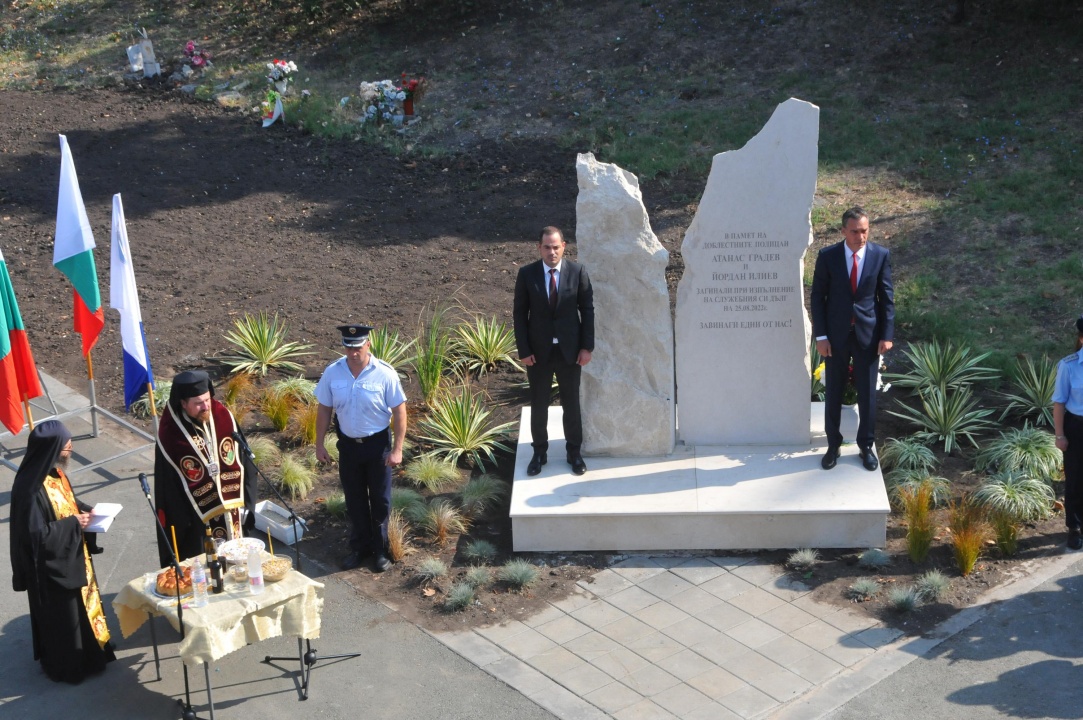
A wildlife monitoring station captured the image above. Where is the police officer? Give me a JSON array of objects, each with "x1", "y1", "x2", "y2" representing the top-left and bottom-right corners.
[
  {"x1": 1054, "y1": 314, "x2": 1083, "y2": 551},
  {"x1": 316, "y1": 324, "x2": 407, "y2": 571}
]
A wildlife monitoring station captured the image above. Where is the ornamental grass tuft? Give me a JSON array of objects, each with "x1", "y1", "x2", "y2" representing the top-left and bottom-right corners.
[
  {"x1": 975, "y1": 426, "x2": 1063, "y2": 486},
  {"x1": 414, "y1": 304, "x2": 451, "y2": 405},
  {"x1": 458, "y1": 474, "x2": 510, "y2": 518},
  {"x1": 404, "y1": 455, "x2": 464, "y2": 493},
  {"x1": 787, "y1": 548, "x2": 820, "y2": 572},
  {"x1": 880, "y1": 436, "x2": 937, "y2": 474},
  {"x1": 323, "y1": 491, "x2": 348, "y2": 520},
  {"x1": 415, "y1": 557, "x2": 448, "y2": 584},
  {"x1": 846, "y1": 577, "x2": 880, "y2": 601},
  {"x1": 900, "y1": 482, "x2": 936, "y2": 563},
  {"x1": 462, "y1": 539, "x2": 499, "y2": 564},
  {"x1": 392, "y1": 487, "x2": 428, "y2": 523},
  {"x1": 464, "y1": 565, "x2": 491, "y2": 589},
  {"x1": 887, "y1": 586, "x2": 921, "y2": 612},
  {"x1": 289, "y1": 400, "x2": 319, "y2": 446},
  {"x1": 420, "y1": 499, "x2": 470, "y2": 546},
  {"x1": 387, "y1": 510, "x2": 413, "y2": 562},
  {"x1": 246, "y1": 435, "x2": 282, "y2": 468},
  {"x1": 497, "y1": 559, "x2": 539, "y2": 591},
  {"x1": 858, "y1": 548, "x2": 891, "y2": 569},
  {"x1": 277, "y1": 452, "x2": 315, "y2": 501},
  {"x1": 885, "y1": 470, "x2": 952, "y2": 510},
  {"x1": 444, "y1": 581, "x2": 475, "y2": 611},
  {"x1": 974, "y1": 470, "x2": 1055, "y2": 556},
  {"x1": 915, "y1": 569, "x2": 951, "y2": 601},
  {"x1": 368, "y1": 324, "x2": 417, "y2": 377},
  {"x1": 948, "y1": 499, "x2": 989, "y2": 576},
  {"x1": 999, "y1": 355, "x2": 1057, "y2": 427},
  {"x1": 130, "y1": 379, "x2": 171, "y2": 418},
  {"x1": 260, "y1": 385, "x2": 295, "y2": 432}
]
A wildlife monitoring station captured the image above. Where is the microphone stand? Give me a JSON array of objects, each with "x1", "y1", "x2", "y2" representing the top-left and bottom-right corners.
[
  {"x1": 231, "y1": 430, "x2": 359, "y2": 700},
  {"x1": 137, "y1": 474, "x2": 210, "y2": 720},
  {"x1": 232, "y1": 429, "x2": 306, "y2": 573}
]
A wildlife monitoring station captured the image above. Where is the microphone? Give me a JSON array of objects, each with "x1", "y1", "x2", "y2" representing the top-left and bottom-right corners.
[
  {"x1": 138, "y1": 472, "x2": 151, "y2": 499},
  {"x1": 232, "y1": 430, "x2": 255, "y2": 460}
]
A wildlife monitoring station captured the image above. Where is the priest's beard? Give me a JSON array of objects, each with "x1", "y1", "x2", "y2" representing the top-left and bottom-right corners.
[
  {"x1": 187, "y1": 409, "x2": 212, "y2": 424},
  {"x1": 56, "y1": 453, "x2": 70, "y2": 472}
]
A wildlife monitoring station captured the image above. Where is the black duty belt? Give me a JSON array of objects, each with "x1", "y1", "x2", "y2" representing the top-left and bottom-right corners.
[{"x1": 338, "y1": 427, "x2": 389, "y2": 444}]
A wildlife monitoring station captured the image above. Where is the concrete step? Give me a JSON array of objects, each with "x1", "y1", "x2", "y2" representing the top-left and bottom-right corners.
[{"x1": 510, "y1": 403, "x2": 889, "y2": 552}]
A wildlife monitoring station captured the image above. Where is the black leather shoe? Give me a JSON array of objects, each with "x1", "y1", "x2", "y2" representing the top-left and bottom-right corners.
[
  {"x1": 568, "y1": 455, "x2": 587, "y2": 476},
  {"x1": 859, "y1": 447, "x2": 879, "y2": 472},
  {"x1": 341, "y1": 551, "x2": 369, "y2": 571},
  {"x1": 527, "y1": 452, "x2": 547, "y2": 476},
  {"x1": 373, "y1": 552, "x2": 391, "y2": 572},
  {"x1": 1068, "y1": 528, "x2": 1083, "y2": 551},
  {"x1": 821, "y1": 447, "x2": 839, "y2": 470}
]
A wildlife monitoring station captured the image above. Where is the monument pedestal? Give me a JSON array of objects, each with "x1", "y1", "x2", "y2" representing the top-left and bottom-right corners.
[{"x1": 510, "y1": 403, "x2": 889, "y2": 552}]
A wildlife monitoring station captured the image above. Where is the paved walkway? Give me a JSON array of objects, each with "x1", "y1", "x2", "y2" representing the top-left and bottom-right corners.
[{"x1": 3, "y1": 373, "x2": 1080, "y2": 719}]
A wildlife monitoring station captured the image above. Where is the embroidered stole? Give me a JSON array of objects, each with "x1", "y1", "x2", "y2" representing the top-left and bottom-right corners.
[
  {"x1": 157, "y1": 400, "x2": 245, "y2": 539},
  {"x1": 43, "y1": 471, "x2": 111, "y2": 649}
]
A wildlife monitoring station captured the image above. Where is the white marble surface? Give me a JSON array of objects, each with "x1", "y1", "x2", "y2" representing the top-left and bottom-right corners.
[
  {"x1": 510, "y1": 403, "x2": 888, "y2": 551},
  {"x1": 576, "y1": 152, "x2": 675, "y2": 456},
  {"x1": 674, "y1": 98, "x2": 820, "y2": 446}
]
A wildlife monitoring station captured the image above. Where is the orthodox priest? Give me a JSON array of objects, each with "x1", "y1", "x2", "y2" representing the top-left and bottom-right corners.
[
  {"x1": 155, "y1": 370, "x2": 257, "y2": 567},
  {"x1": 9, "y1": 420, "x2": 116, "y2": 683}
]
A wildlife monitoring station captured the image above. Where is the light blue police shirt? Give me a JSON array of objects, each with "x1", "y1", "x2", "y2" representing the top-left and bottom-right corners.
[
  {"x1": 315, "y1": 356, "x2": 407, "y2": 438},
  {"x1": 1053, "y1": 351, "x2": 1083, "y2": 416}
]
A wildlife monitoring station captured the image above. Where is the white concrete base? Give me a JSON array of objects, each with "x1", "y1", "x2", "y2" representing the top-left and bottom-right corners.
[{"x1": 510, "y1": 402, "x2": 889, "y2": 552}]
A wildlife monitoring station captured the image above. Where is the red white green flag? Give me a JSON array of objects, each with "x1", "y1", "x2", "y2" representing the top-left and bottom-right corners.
[
  {"x1": 54, "y1": 134, "x2": 104, "y2": 357},
  {"x1": 0, "y1": 245, "x2": 44, "y2": 434}
]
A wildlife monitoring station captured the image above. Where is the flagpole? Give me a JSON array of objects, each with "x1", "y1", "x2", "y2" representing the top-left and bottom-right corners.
[
  {"x1": 146, "y1": 382, "x2": 159, "y2": 435},
  {"x1": 85, "y1": 350, "x2": 99, "y2": 437},
  {"x1": 22, "y1": 393, "x2": 34, "y2": 430}
]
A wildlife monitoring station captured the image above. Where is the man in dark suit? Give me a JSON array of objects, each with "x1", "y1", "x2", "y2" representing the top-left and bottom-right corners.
[
  {"x1": 514, "y1": 226, "x2": 595, "y2": 476},
  {"x1": 810, "y1": 206, "x2": 895, "y2": 471}
]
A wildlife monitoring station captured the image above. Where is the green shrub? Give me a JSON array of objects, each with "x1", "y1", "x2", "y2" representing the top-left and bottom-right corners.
[
  {"x1": 444, "y1": 581, "x2": 476, "y2": 611},
  {"x1": 883, "y1": 340, "x2": 999, "y2": 394},
  {"x1": 368, "y1": 325, "x2": 417, "y2": 377},
  {"x1": 497, "y1": 559, "x2": 539, "y2": 591},
  {"x1": 880, "y1": 437, "x2": 937, "y2": 474},
  {"x1": 404, "y1": 455, "x2": 464, "y2": 492},
  {"x1": 221, "y1": 312, "x2": 314, "y2": 376},
  {"x1": 130, "y1": 379, "x2": 171, "y2": 418},
  {"x1": 888, "y1": 387, "x2": 996, "y2": 453},
  {"x1": 452, "y1": 315, "x2": 522, "y2": 375},
  {"x1": 975, "y1": 426, "x2": 1063, "y2": 485},
  {"x1": 999, "y1": 355, "x2": 1056, "y2": 427},
  {"x1": 418, "y1": 388, "x2": 515, "y2": 469}
]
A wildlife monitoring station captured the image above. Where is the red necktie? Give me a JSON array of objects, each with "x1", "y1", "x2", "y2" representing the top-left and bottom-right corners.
[
  {"x1": 548, "y1": 269, "x2": 558, "y2": 310},
  {"x1": 850, "y1": 251, "x2": 859, "y2": 294}
]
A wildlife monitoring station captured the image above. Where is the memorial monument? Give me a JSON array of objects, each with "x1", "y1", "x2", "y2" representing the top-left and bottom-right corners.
[
  {"x1": 674, "y1": 98, "x2": 820, "y2": 446},
  {"x1": 576, "y1": 153, "x2": 675, "y2": 457}
]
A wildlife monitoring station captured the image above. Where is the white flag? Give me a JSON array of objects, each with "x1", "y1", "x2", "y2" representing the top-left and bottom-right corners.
[{"x1": 109, "y1": 194, "x2": 153, "y2": 410}]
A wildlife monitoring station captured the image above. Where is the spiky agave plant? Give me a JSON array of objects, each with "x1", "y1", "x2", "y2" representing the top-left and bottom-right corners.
[
  {"x1": 452, "y1": 315, "x2": 522, "y2": 376},
  {"x1": 221, "y1": 312, "x2": 314, "y2": 376},
  {"x1": 417, "y1": 387, "x2": 515, "y2": 470}
]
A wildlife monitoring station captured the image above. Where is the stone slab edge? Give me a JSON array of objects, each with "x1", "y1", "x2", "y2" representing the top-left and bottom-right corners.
[{"x1": 766, "y1": 551, "x2": 1083, "y2": 720}]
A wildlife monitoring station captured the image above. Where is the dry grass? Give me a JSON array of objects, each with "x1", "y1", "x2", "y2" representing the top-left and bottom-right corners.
[
  {"x1": 289, "y1": 401, "x2": 319, "y2": 446},
  {"x1": 387, "y1": 510, "x2": 414, "y2": 562},
  {"x1": 948, "y1": 500, "x2": 989, "y2": 576},
  {"x1": 901, "y1": 482, "x2": 936, "y2": 563},
  {"x1": 260, "y1": 386, "x2": 296, "y2": 432},
  {"x1": 420, "y1": 500, "x2": 470, "y2": 546}
]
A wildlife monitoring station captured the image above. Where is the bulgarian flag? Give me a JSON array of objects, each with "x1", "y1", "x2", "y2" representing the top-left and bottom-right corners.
[
  {"x1": 0, "y1": 245, "x2": 44, "y2": 434},
  {"x1": 54, "y1": 134, "x2": 104, "y2": 357},
  {"x1": 109, "y1": 194, "x2": 154, "y2": 410}
]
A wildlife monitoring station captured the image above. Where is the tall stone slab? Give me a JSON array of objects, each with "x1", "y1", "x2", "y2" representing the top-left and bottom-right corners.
[
  {"x1": 576, "y1": 153, "x2": 675, "y2": 456},
  {"x1": 674, "y1": 98, "x2": 819, "y2": 445}
]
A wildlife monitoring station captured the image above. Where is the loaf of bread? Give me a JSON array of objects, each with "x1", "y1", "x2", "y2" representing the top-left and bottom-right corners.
[{"x1": 156, "y1": 565, "x2": 193, "y2": 596}]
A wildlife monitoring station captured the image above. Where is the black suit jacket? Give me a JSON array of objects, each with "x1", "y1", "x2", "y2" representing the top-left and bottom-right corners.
[
  {"x1": 810, "y1": 241, "x2": 895, "y2": 351},
  {"x1": 513, "y1": 259, "x2": 595, "y2": 364}
]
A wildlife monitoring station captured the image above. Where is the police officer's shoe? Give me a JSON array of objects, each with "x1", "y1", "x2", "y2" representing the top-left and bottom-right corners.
[
  {"x1": 527, "y1": 452, "x2": 547, "y2": 476},
  {"x1": 341, "y1": 551, "x2": 370, "y2": 571},
  {"x1": 1068, "y1": 529, "x2": 1083, "y2": 552},
  {"x1": 373, "y1": 552, "x2": 392, "y2": 572}
]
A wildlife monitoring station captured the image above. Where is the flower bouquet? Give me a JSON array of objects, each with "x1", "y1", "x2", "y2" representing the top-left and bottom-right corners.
[
  {"x1": 813, "y1": 358, "x2": 890, "y2": 405},
  {"x1": 183, "y1": 40, "x2": 211, "y2": 70},
  {"x1": 267, "y1": 59, "x2": 298, "y2": 95},
  {"x1": 357, "y1": 79, "x2": 406, "y2": 125},
  {"x1": 400, "y1": 73, "x2": 426, "y2": 115}
]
